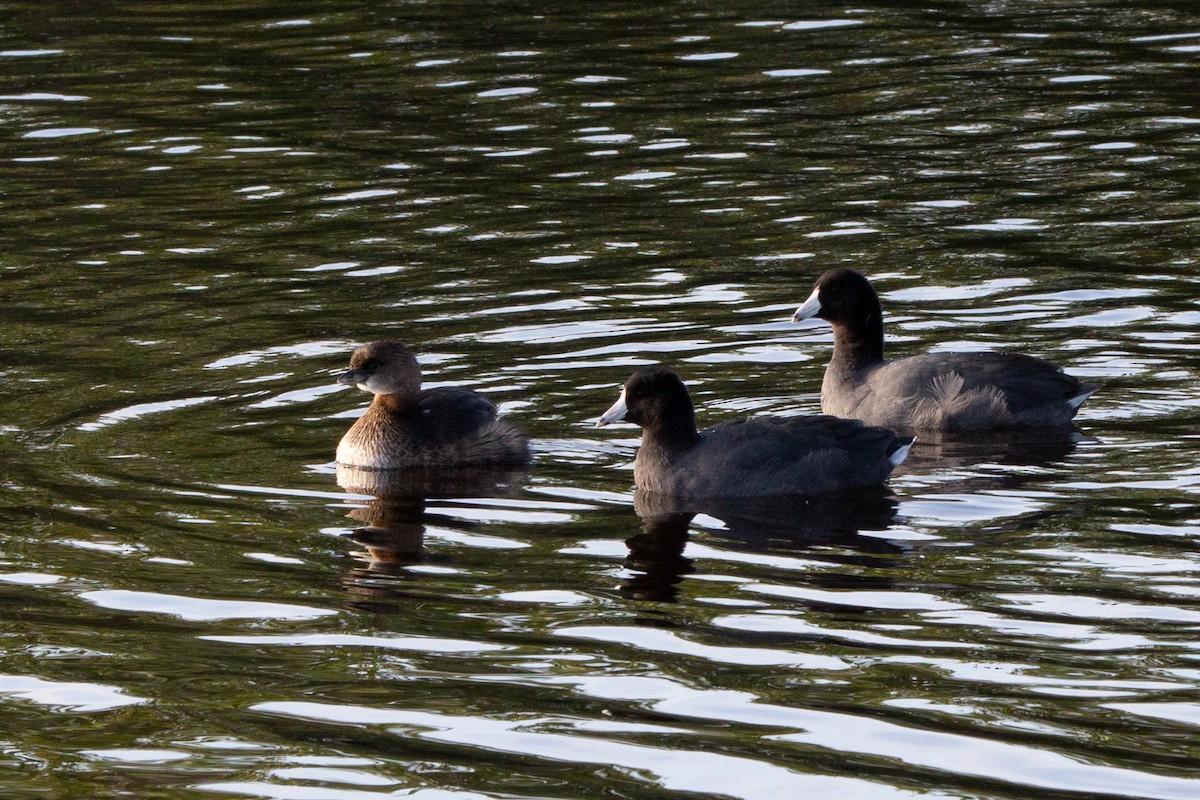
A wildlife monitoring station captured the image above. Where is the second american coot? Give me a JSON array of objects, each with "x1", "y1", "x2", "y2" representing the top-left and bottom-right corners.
[
  {"x1": 335, "y1": 340, "x2": 531, "y2": 469},
  {"x1": 596, "y1": 366, "x2": 912, "y2": 498},
  {"x1": 792, "y1": 268, "x2": 1097, "y2": 431}
]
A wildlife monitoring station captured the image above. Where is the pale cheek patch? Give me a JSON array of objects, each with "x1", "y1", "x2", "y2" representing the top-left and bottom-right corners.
[{"x1": 361, "y1": 376, "x2": 389, "y2": 395}]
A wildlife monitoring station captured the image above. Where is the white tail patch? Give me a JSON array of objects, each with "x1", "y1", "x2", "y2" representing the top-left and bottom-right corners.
[
  {"x1": 889, "y1": 438, "x2": 914, "y2": 467},
  {"x1": 1066, "y1": 386, "x2": 1097, "y2": 410}
]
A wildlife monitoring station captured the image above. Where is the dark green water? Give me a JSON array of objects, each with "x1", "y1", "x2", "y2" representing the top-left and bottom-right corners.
[{"x1": 2, "y1": 2, "x2": 1198, "y2": 798}]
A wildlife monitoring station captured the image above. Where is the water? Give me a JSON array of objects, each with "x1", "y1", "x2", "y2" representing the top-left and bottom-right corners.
[{"x1": 2, "y1": 2, "x2": 1199, "y2": 798}]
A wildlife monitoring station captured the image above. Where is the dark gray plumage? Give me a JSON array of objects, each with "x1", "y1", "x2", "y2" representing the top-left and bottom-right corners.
[
  {"x1": 335, "y1": 340, "x2": 530, "y2": 469},
  {"x1": 793, "y1": 268, "x2": 1097, "y2": 431},
  {"x1": 597, "y1": 367, "x2": 911, "y2": 499}
]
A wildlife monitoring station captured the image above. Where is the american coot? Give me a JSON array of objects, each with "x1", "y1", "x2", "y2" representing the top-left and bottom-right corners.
[
  {"x1": 335, "y1": 340, "x2": 531, "y2": 469},
  {"x1": 596, "y1": 366, "x2": 912, "y2": 498},
  {"x1": 793, "y1": 268, "x2": 1097, "y2": 431}
]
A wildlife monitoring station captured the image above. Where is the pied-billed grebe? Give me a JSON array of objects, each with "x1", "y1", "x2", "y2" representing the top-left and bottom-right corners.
[
  {"x1": 792, "y1": 268, "x2": 1097, "y2": 431},
  {"x1": 335, "y1": 340, "x2": 530, "y2": 469},
  {"x1": 596, "y1": 366, "x2": 911, "y2": 498}
]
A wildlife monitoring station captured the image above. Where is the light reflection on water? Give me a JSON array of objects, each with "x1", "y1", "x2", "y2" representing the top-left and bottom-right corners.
[{"x1": 1, "y1": 1, "x2": 1199, "y2": 799}]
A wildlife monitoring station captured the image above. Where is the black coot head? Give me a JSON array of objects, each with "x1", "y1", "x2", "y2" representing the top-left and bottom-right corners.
[
  {"x1": 794, "y1": 268, "x2": 880, "y2": 325},
  {"x1": 598, "y1": 366, "x2": 695, "y2": 432}
]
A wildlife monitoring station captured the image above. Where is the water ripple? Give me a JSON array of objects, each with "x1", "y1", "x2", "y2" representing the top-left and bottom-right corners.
[
  {"x1": 0, "y1": 675, "x2": 149, "y2": 712},
  {"x1": 251, "y1": 700, "x2": 928, "y2": 799},
  {"x1": 555, "y1": 625, "x2": 850, "y2": 669},
  {"x1": 79, "y1": 590, "x2": 337, "y2": 622}
]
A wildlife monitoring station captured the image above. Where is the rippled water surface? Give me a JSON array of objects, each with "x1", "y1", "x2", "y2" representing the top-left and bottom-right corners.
[{"x1": 2, "y1": 2, "x2": 1199, "y2": 798}]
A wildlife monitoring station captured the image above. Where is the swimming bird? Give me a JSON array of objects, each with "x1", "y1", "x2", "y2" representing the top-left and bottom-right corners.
[
  {"x1": 335, "y1": 340, "x2": 530, "y2": 469},
  {"x1": 792, "y1": 268, "x2": 1097, "y2": 431},
  {"x1": 596, "y1": 366, "x2": 911, "y2": 498}
]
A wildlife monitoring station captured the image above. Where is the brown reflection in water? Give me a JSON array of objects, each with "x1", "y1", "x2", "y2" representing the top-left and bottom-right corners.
[{"x1": 334, "y1": 464, "x2": 527, "y2": 599}]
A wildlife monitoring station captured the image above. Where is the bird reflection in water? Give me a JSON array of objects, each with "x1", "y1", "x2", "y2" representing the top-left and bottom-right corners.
[
  {"x1": 622, "y1": 504, "x2": 694, "y2": 603},
  {"x1": 334, "y1": 464, "x2": 527, "y2": 601},
  {"x1": 901, "y1": 427, "x2": 1084, "y2": 472},
  {"x1": 622, "y1": 488, "x2": 902, "y2": 602}
]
